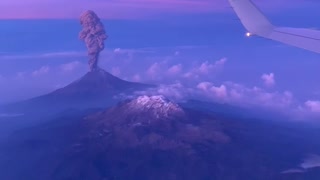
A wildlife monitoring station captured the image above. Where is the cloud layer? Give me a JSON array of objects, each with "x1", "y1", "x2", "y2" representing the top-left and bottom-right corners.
[{"x1": 1, "y1": 46, "x2": 320, "y2": 120}]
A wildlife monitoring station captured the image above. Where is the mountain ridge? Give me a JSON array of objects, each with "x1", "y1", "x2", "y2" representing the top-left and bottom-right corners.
[
  {"x1": 0, "y1": 68, "x2": 154, "y2": 115},
  {"x1": 2, "y1": 95, "x2": 320, "y2": 180}
]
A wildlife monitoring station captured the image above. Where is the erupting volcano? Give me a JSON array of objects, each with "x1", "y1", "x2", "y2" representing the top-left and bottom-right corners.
[{"x1": 79, "y1": 10, "x2": 108, "y2": 72}]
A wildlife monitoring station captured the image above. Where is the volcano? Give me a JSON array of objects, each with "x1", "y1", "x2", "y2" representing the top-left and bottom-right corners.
[
  {"x1": 2, "y1": 95, "x2": 320, "y2": 180},
  {"x1": 1, "y1": 68, "x2": 153, "y2": 115}
]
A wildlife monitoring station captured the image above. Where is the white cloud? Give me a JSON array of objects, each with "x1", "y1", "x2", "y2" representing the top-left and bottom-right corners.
[
  {"x1": 111, "y1": 67, "x2": 121, "y2": 76},
  {"x1": 300, "y1": 154, "x2": 320, "y2": 169},
  {"x1": 198, "y1": 61, "x2": 213, "y2": 74},
  {"x1": 132, "y1": 77, "x2": 294, "y2": 116},
  {"x1": 196, "y1": 82, "x2": 228, "y2": 99},
  {"x1": 101, "y1": 47, "x2": 227, "y2": 84},
  {"x1": 41, "y1": 51, "x2": 85, "y2": 58},
  {"x1": 133, "y1": 82, "x2": 195, "y2": 102},
  {"x1": 215, "y1": 57, "x2": 227, "y2": 66},
  {"x1": 283, "y1": 154, "x2": 320, "y2": 174},
  {"x1": 211, "y1": 85, "x2": 228, "y2": 99},
  {"x1": 114, "y1": 48, "x2": 121, "y2": 53},
  {"x1": 132, "y1": 74, "x2": 142, "y2": 82},
  {"x1": 196, "y1": 81, "x2": 293, "y2": 109},
  {"x1": 113, "y1": 48, "x2": 155, "y2": 54},
  {"x1": 167, "y1": 64, "x2": 182, "y2": 75},
  {"x1": 281, "y1": 169, "x2": 305, "y2": 174},
  {"x1": 304, "y1": 100, "x2": 320, "y2": 113},
  {"x1": 32, "y1": 66, "x2": 50, "y2": 77},
  {"x1": 261, "y1": 73, "x2": 275, "y2": 87},
  {"x1": 197, "y1": 82, "x2": 212, "y2": 91},
  {"x1": 60, "y1": 61, "x2": 82, "y2": 72},
  {"x1": 183, "y1": 57, "x2": 227, "y2": 80},
  {"x1": 0, "y1": 51, "x2": 85, "y2": 60},
  {"x1": 147, "y1": 62, "x2": 162, "y2": 79},
  {"x1": 3, "y1": 46, "x2": 319, "y2": 120}
]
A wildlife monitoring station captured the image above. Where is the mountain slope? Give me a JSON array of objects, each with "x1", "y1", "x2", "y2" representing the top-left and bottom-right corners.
[
  {"x1": 2, "y1": 96, "x2": 320, "y2": 180},
  {"x1": 1, "y1": 68, "x2": 154, "y2": 115}
]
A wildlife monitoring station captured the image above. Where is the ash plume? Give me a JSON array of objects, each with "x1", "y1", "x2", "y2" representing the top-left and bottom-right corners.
[{"x1": 79, "y1": 10, "x2": 108, "y2": 71}]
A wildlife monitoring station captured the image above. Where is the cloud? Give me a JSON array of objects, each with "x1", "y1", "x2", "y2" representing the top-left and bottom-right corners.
[
  {"x1": 32, "y1": 66, "x2": 50, "y2": 77},
  {"x1": 196, "y1": 81, "x2": 294, "y2": 109},
  {"x1": 300, "y1": 154, "x2": 320, "y2": 169},
  {"x1": 0, "y1": 60, "x2": 90, "y2": 103},
  {"x1": 99, "y1": 49, "x2": 302, "y2": 117},
  {"x1": 132, "y1": 80, "x2": 320, "y2": 121},
  {"x1": 304, "y1": 100, "x2": 320, "y2": 113},
  {"x1": 99, "y1": 46, "x2": 229, "y2": 85},
  {"x1": 211, "y1": 85, "x2": 228, "y2": 99},
  {"x1": 196, "y1": 82, "x2": 212, "y2": 91},
  {"x1": 261, "y1": 73, "x2": 275, "y2": 87},
  {"x1": 1, "y1": 46, "x2": 223, "y2": 103},
  {"x1": 199, "y1": 58, "x2": 227, "y2": 74},
  {"x1": 132, "y1": 74, "x2": 142, "y2": 82},
  {"x1": 282, "y1": 154, "x2": 320, "y2": 174},
  {"x1": 183, "y1": 57, "x2": 227, "y2": 80},
  {"x1": 147, "y1": 63, "x2": 160, "y2": 76},
  {"x1": 167, "y1": 64, "x2": 182, "y2": 76},
  {"x1": 133, "y1": 82, "x2": 194, "y2": 102},
  {"x1": 60, "y1": 61, "x2": 82, "y2": 72},
  {"x1": 139, "y1": 56, "x2": 227, "y2": 84},
  {"x1": 114, "y1": 48, "x2": 122, "y2": 54},
  {"x1": 0, "y1": 51, "x2": 85, "y2": 60},
  {"x1": 131, "y1": 77, "x2": 295, "y2": 116},
  {"x1": 2, "y1": 46, "x2": 319, "y2": 120},
  {"x1": 196, "y1": 82, "x2": 227, "y2": 100},
  {"x1": 281, "y1": 169, "x2": 305, "y2": 174},
  {"x1": 41, "y1": 51, "x2": 85, "y2": 58},
  {"x1": 113, "y1": 48, "x2": 155, "y2": 54},
  {"x1": 111, "y1": 67, "x2": 121, "y2": 76}
]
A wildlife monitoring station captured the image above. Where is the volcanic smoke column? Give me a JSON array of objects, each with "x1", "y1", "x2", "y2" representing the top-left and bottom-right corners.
[{"x1": 79, "y1": 10, "x2": 108, "y2": 71}]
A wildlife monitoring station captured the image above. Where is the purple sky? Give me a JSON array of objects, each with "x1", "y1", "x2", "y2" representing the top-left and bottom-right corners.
[
  {"x1": 0, "y1": 0, "x2": 317, "y2": 19},
  {"x1": 1, "y1": 0, "x2": 320, "y2": 120}
]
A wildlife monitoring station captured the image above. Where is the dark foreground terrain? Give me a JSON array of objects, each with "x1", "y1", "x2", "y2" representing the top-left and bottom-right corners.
[{"x1": 0, "y1": 96, "x2": 320, "y2": 180}]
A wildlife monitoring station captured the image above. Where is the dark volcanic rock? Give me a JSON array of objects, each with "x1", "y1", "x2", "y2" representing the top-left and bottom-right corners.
[
  {"x1": 50, "y1": 96, "x2": 232, "y2": 180},
  {"x1": 53, "y1": 68, "x2": 150, "y2": 96},
  {"x1": 1, "y1": 96, "x2": 320, "y2": 180},
  {"x1": 1, "y1": 68, "x2": 153, "y2": 115},
  {"x1": 81, "y1": 95, "x2": 230, "y2": 148}
]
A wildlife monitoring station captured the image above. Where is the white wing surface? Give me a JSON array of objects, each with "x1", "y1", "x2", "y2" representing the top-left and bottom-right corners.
[{"x1": 228, "y1": 0, "x2": 320, "y2": 53}]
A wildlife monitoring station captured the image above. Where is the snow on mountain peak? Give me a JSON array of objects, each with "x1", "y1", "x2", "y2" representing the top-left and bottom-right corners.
[{"x1": 126, "y1": 95, "x2": 184, "y2": 119}]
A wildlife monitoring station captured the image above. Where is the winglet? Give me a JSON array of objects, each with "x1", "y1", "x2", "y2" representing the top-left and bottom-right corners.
[
  {"x1": 228, "y1": 0, "x2": 320, "y2": 54},
  {"x1": 228, "y1": 0, "x2": 274, "y2": 37}
]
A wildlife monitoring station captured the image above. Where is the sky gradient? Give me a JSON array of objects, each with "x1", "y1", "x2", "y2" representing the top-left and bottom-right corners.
[
  {"x1": 1, "y1": 0, "x2": 319, "y2": 19},
  {"x1": 1, "y1": 0, "x2": 320, "y2": 119}
]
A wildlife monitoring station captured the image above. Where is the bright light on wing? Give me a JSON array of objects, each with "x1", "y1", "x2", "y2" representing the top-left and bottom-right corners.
[{"x1": 228, "y1": 0, "x2": 320, "y2": 54}]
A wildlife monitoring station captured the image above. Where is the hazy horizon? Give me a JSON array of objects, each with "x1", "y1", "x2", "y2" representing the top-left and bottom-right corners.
[{"x1": 1, "y1": 1, "x2": 320, "y2": 119}]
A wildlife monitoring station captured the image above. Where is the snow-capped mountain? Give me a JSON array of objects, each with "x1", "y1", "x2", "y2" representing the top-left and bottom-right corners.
[
  {"x1": 114, "y1": 95, "x2": 185, "y2": 120},
  {"x1": 2, "y1": 95, "x2": 320, "y2": 180}
]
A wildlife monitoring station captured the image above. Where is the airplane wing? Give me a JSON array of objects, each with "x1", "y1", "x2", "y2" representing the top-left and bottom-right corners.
[{"x1": 228, "y1": 0, "x2": 320, "y2": 53}]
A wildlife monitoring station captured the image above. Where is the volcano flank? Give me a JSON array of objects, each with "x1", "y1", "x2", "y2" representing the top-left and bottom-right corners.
[{"x1": 1, "y1": 68, "x2": 153, "y2": 115}]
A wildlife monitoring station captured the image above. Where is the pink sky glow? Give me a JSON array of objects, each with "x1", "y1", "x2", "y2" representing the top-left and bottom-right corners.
[{"x1": 0, "y1": 0, "x2": 313, "y2": 19}]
